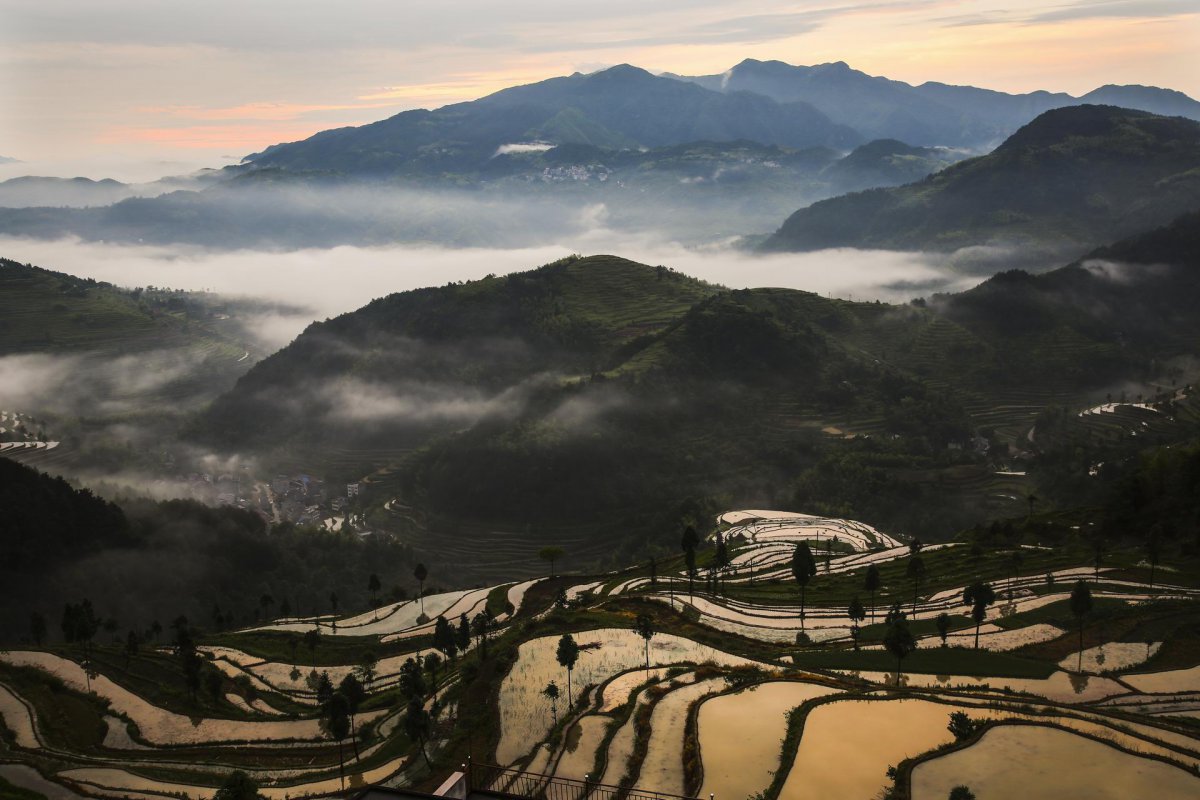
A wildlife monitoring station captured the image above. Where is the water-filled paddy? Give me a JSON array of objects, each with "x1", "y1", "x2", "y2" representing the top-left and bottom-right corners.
[
  {"x1": 911, "y1": 724, "x2": 1200, "y2": 799},
  {"x1": 698, "y1": 681, "x2": 838, "y2": 800},
  {"x1": 495, "y1": 629, "x2": 773, "y2": 765}
]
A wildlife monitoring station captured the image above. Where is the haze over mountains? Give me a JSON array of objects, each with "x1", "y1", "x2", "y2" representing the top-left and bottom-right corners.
[
  {"x1": 676, "y1": 59, "x2": 1200, "y2": 147},
  {"x1": 763, "y1": 105, "x2": 1200, "y2": 256},
  {"x1": 1, "y1": 60, "x2": 1197, "y2": 254}
]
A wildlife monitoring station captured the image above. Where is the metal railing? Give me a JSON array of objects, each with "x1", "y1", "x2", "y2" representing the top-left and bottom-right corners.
[{"x1": 466, "y1": 762, "x2": 698, "y2": 800}]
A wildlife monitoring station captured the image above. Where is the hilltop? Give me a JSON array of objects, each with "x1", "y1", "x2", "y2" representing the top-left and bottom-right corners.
[
  {"x1": 762, "y1": 106, "x2": 1200, "y2": 257},
  {"x1": 0, "y1": 259, "x2": 246, "y2": 357},
  {"x1": 0, "y1": 258, "x2": 257, "y2": 477}
]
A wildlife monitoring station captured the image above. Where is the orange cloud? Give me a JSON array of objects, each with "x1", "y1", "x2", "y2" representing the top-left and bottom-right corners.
[
  {"x1": 357, "y1": 69, "x2": 552, "y2": 105},
  {"x1": 137, "y1": 101, "x2": 401, "y2": 122},
  {"x1": 98, "y1": 123, "x2": 325, "y2": 150}
]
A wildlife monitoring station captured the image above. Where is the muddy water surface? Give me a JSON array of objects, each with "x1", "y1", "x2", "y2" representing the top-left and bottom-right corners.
[
  {"x1": 699, "y1": 681, "x2": 838, "y2": 800},
  {"x1": 911, "y1": 724, "x2": 1200, "y2": 799}
]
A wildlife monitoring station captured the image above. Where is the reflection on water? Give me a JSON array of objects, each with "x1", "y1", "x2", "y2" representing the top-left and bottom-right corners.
[
  {"x1": 911, "y1": 724, "x2": 1200, "y2": 800},
  {"x1": 699, "y1": 681, "x2": 838, "y2": 800},
  {"x1": 778, "y1": 698, "x2": 1006, "y2": 800}
]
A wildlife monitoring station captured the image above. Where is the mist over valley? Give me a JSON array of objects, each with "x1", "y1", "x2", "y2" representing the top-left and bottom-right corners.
[{"x1": 3, "y1": 14, "x2": 1200, "y2": 800}]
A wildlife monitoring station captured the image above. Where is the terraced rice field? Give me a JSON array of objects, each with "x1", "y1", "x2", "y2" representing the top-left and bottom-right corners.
[
  {"x1": 494, "y1": 628, "x2": 773, "y2": 765},
  {"x1": 3, "y1": 507, "x2": 1197, "y2": 800}
]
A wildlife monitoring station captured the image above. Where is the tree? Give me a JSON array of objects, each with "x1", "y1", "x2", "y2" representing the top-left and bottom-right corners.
[
  {"x1": 316, "y1": 671, "x2": 335, "y2": 706},
  {"x1": 714, "y1": 533, "x2": 729, "y2": 593},
  {"x1": 433, "y1": 616, "x2": 458, "y2": 661},
  {"x1": 681, "y1": 526, "x2": 700, "y2": 597},
  {"x1": 173, "y1": 617, "x2": 202, "y2": 702},
  {"x1": 543, "y1": 681, "x2": 560, "y2": 725},
  {"x1": 456, "y1": 613, "x2": 471, "y2": 654},
  {"x1": 791, "y1": 543, "x2": 817, "y2": 629},
  {"x1": 124, "y1": 630, "x2": 140, "y2": 668},
  {"x1": 948, "y1": 786, "x2": 976, "y2": 800},
  {"x1": 947, "y1": 711, "x2": 979, "y2": 742},
  {"x1": 413, "y1": 564, "x2": 428, "y2": 614},
  {"x1": 471, "y1": 611, "x2": 493, "y2": 657},
  {"x1": 848, "y1": 597, "x2": 866, "y2": 651},
  {"x1": 882, "y1": 605, "x2": 917, "y2": 686},
  {"x1": 1146, "y1": 530, "x2": 1162, "y2": 594},
  {"x1": 424, "y1": 652, "x2": 442, "y2": 701},
  {"x1": 556, "y1": 633, "x2": 580, "y2": 707},
  {"x1": 61, "y1": 599, "x2": 99, "y2": 650},
  {"x1": 29, "y1": 612, "x2": 46, "y2": 646},
  {"x1": 864, "y1": 565, "x2": 881, "y2": 621},
  {"x1": 329, "y1": 591, "x2": 339, "y2": 616},
  {"x1": 635, "y1": 613, "x2": 655, "y2": 669},
  {"x1": 1008, "y1": 550, "x2": 1024, "y2": 599},
  {"x1": 259, "y1": 594, "x2": 274, "y2": 621},
  {"x1": 204, "y1": 669, "x2": 223, "y2": 702},
  {"x1": 1070, "y1": 580, "x2": 1093, "y2": 673},
  {"x1": 398, "y1": 657, "x2": 426, "y2": 701},
  {"x1": 214, "y1": 771, "x2": 265, "y2": 800},
  {"x1": 906, "y1": 555, "x2": 926, "y2": 614},
  {"x1": 368, "y1": 574, "x2": 381, "y2": 618},
  {"x1": 338, "y1": 674, "x2": 367, "y2": 760},
  {"x1": 649, "y1": 556, "x2": 658, "y2": 587},
  {"x1": 1091, "y1": 530, "x2": 1107, "y2": 583},
  {"x1": 935, "y1": 613, "x2": 951, "y2": 647},
  {"x1": 279, "y1": 597, "x2": 292, "y2": 618},
  {"x1": 321, "y1": 692, "x2": 351, "y2": 789},
  {"x1": 538, "y1": 546, "x2": 566, "y2": 577},
  {"x1": 962, "y1": 582, "x2": 995, "y2": 649},
  {"x1": 403, "y1": 697, "x2": 432, "y2": 768},
  {"x1": 303, "y1": 628, "x2": 320, "y2": 658},
  {"x1": 355, "y1": 650, "x2": 378, "y2": 688}
]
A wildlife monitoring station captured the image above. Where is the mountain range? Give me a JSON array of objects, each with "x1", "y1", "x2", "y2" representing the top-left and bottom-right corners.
[
  {"x1": 1, "y1": 60, "x2": 1196, "y2": 253},
  {"x1": 675, "y1": 59, "x2": 1200, "y2": 147},
  {"x1": 244, "y1": 61, "x2": 1200, "y2": 175}
]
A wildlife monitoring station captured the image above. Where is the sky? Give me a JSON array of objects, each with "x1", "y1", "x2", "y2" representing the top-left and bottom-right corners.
[{"x1": 1, "y1": 0, "x2": 1198, "y2": 181}]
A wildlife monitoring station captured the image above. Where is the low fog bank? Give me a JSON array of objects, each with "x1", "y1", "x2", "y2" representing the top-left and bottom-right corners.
[{"x1": 0, "y1": 236, "x2": 988, "y2": 347}]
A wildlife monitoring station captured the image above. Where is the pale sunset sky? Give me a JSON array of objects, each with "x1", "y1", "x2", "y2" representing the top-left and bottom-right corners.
[{"x1": 2, "y1": 0, "x2": 1198, "y2": 181}]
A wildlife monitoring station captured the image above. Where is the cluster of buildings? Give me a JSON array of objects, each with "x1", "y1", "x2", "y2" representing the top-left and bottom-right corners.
[
  {"x1": 177, "y1": 470, "x2": 362, "y2": 531},
  {"x1": 539, "y1": 164, "x2": 610, "y2": 182},
  {"x1": 266, "y1": 473, "x2": 362, "y2": 529}
]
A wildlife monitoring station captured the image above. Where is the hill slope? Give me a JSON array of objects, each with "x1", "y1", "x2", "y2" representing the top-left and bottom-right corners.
[
  {"x1": 761, "y1": 106, "x2": 1200, "y2": 255},
  {"x1": 197, "y1": 255, "x2": 721, "y2": 451},
  {"x1": 191, "y1": 222, "x2": 1200, "y2": 569}
]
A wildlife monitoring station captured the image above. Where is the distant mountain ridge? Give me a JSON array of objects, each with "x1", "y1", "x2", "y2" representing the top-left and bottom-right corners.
[
  {"x1": 0, "y1": 137, "x2": 967, "y2": 248},
  {"x1": 673, "y1": 59, "x2": 1200, "y2": 147},
  {"x1": 245, "y1": 61, "x2": 1199, "y2": 178},
  {"x1": 1, "y1": 60, "x2": 1195, "y2": 252},
  {"x1": 762, "y1": 105, "x2": 1200, "y2": 256},
  {"x1": 246, "y1": 64, "x2": 861, "y2": 175}
]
